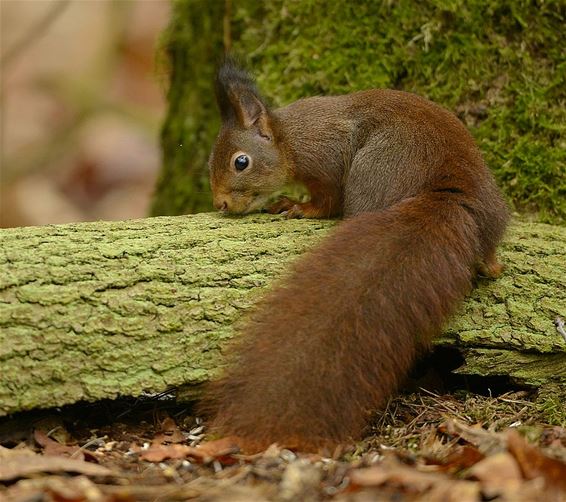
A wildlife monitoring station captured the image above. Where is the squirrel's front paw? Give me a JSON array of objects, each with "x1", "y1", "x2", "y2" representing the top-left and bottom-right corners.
[
  {"x1": 267, "y1": 197, "x2": 296, "y2": 214},
  {"x1": 283, "y1": 205, "x2": 305, "y2": 219}
]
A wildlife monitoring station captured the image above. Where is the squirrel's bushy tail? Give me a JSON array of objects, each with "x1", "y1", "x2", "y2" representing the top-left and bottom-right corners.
[{"x1": 202, "y1": 192, "x2": 483, "y2": 452}]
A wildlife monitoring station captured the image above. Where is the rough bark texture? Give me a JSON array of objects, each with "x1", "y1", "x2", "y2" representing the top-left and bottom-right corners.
[{"x1": 0, "y1": 214, "x2": 564, "y2": 416}]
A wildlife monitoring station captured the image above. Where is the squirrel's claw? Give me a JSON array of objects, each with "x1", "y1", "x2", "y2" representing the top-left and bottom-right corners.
[
  {"x1": 282, "y1": 205, "x2": 305, "y2": 219},
  {"x1": 267, "y1": 196, "x2": 297, "y2": 215}
]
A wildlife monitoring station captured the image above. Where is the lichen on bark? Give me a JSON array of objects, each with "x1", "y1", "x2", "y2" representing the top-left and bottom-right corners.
[
  {"x1": 0, "y1": 214, "x2": 331, "y2": 415},
  {"x1": 0, "y1": 215, "x2": 564, "y2": 416}
]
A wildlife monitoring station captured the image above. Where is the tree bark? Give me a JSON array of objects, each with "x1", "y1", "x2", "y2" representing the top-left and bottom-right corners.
[
  {"x1": 151, "y1": 0, "x2": 225, "y2": 216},
  {"x1": 0, "y1": 214, "x2": 564, "y2": 416}
]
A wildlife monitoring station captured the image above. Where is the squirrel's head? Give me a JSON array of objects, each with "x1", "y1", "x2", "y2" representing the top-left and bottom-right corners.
[{"x1": 209, "y1": 58, "x2": 288, "y2": 214}]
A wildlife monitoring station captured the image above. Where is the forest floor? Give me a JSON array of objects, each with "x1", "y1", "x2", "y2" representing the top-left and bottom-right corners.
[{"x1": 1, "y1": 387, "x2": 565, "y2": 502}]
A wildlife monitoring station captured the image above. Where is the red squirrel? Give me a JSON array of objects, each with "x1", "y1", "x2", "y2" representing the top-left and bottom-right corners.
[{"x1": 202, "y1": 58, "x2": 509, "y2": 452}]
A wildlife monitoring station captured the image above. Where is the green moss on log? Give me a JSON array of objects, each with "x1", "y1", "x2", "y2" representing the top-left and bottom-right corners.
[
  {"x1": 0, "y1": 215, "x2": 564, "y2": 415},
  {"x1": 440, "y1": 222, "x2": 566, "y2": 354},
  {"x1": 0, "y1": 214, "x2": 331, "y2": 415},
  {"x1": 154, "y1": 0, "x2": 565, "y2": 223},
  {"x1": 455, "y1": 349, "x2": 566, "y2": 386}
]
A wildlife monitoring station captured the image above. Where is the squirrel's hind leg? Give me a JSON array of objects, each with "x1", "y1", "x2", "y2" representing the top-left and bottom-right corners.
[{"x1": 477, "y1": 248, "x2": 504, "y2": 279}]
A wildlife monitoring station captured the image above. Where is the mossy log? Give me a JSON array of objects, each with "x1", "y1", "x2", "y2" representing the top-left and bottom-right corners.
[{"x1": 0, "y1": 214, "x2": 564, "y2": 416}]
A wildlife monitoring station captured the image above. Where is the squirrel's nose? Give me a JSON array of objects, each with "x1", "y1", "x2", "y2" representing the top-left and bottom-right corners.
[{"x1": 214, "y1": 199, "x2": 228, "y2": 212}]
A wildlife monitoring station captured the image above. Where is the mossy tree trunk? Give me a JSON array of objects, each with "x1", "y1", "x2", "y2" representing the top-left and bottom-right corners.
[
  {"x1": 152, "y1": 0, "x2": 565, "y2": 223},
  {"x1": 151, "y1": 0, "x2": 226, "y2": 216},
  {"x1": 1, "y1": 215, "x2": 564, "y2": 416}
]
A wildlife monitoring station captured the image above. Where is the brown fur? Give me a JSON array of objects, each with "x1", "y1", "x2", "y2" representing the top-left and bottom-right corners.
[{"x1": 203, "y1": 58, "x2": 509, "y2": 452}]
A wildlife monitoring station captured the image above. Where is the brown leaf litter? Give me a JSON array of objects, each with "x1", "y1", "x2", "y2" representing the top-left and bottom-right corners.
[{"x1": 0, "y1": 391, "x2": 565, "y2": 501}]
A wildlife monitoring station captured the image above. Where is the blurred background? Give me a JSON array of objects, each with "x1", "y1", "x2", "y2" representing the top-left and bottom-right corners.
[{"x1": 1, "y1": 0, "x2": 170, "y2": 228}]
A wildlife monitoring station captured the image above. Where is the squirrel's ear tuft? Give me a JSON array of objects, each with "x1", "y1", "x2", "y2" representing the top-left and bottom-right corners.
[{"x1": 215, "y1": 56, "x2": 272, "y2": 139}]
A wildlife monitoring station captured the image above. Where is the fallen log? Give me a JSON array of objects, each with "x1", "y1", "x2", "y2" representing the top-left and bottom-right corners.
[{"x1": 0, "y1": 214, "x2": 564, "y2": 415}]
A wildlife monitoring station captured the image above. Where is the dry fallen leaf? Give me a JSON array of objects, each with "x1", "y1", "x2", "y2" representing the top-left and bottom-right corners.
[
  {"x1": 429, "y1": 445, "x2": 484, "y2": 473},
  {"x1": 423, "y1": 479, "x2": 480, "y2": 502},
  {"x1": 159, "y1": 416, "x2": 186, "y2": 444},
  {"x1": 350, "y1": 463, "x2": 440, "y2": 491},
  {"x1": 507, "y1": 429, "x2": 566, "y2": 492},
  {"x1": 34, "y1": 429, "x2": 86, "y2": 461},
  {"x1": 138, "y1": 443, "x2": 193, "y2": 462},
  {"x1": 350, "y1": 457, "x2": 481, "y2": 501},
  {"x1": 138, "y1": 436, "x2": 240, "y2": 464},
  {"x1": 439, "y1": 420, "x2": 505, "y2": 455},
  {"x1": 0, "y1": 446, "x2": 112, "y2": 481},
  {"x1": 192, "y1": 436, "x2": 240, "y2": 462},
  {"x1": 467, "y1": 451, "x2": 523, "y2": 497},
  {"x1": 44, "y1": 475, "x2": 107, "y2": 502}
]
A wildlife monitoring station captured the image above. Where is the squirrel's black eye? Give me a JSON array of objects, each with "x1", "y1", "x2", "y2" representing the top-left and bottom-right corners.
[{"x1": 234, "y1": 154, "x2": 250, "y2": 171}]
